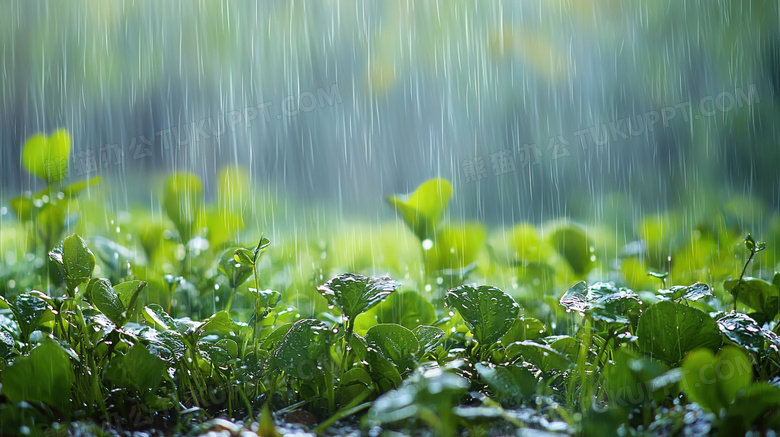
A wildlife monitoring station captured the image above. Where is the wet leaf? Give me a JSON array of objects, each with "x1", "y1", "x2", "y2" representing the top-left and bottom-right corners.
[
  {"x1": 413, "y1": 325, "x2": 445, "y2": 358},
  {"x1": 113, "y1": 280, "x2": 147, "y2": 319},
  {"x1": 505, "y1": 340, "x2": 572, "y2": 372},
  {"x1": 559, "y1": 281, "x2": 640, "y2": 324},
  {"x1": 271, "y1": 319, "x2": 331, "y2": 378},
  {"x1": 638, "y1": 301, "x2": 721, "y2": 364},
  {"x1": 445, "y1": 284, "x2": 520, "y2": 344},
  {"x1": 11, "y1": 293, "x2": 49, "y2": 342},
  {"x1": 715, "y1": 312, "x2": 776, "y2": 353},
  {"x1": 366, "y1": 323, "x2": 419, "y2": 373},
  {"x1": 476, "y1": 362, "x2": 537, "y2": 405},
  {"x1": 86, "y1": 278, "x2": 125, "y2": 326},
  {"x1": 317, "y1": 273, "x2": 400, "y2": 321},
  {"x1": 501, "y1": 317, "x2": 547, "y2": 344},
  {"x1": 50, "y1": 234, "x2": 95, "y2": 292},
  {"x1": 724, "y1": 277, "x2": 779, "y2": 319}
]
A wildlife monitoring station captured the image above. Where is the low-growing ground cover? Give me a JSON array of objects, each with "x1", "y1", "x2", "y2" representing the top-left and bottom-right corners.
[{"x1": 1, "y1": 134, "x2": 780, "y2": 436}]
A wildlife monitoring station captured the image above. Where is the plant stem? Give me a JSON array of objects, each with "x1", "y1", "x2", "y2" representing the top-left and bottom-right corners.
[{"x1": 734, "y1": 250, "x2": 756, "y2": 311}]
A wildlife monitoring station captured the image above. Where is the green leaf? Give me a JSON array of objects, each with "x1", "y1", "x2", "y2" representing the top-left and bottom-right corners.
[
  {"x1": 445, "y1": 284, "x2": 520, "y2": 344},
  {"x1": 476, "y1": 362, "x2": 537, "y2": 405},
  {"x1": 104, "y1": 343, "x2": 168, "y2": 392},
  {"x1": 548, "y1": 224, "x2": 595, "y2": 276},
  {"x1": 367, "y1": 368, "x2": 468, "y2": 427},
  {"x1": 414, "y1": 325, "x2": 446, "y2": 358},
  {"x1": 429, "y1": 223, "x2": 487, "y2": 274},
  {"x1": 724, "y1": 277, "x2": 779, "y2": 319},
  {"x1": 198, "y1": 341, "x2": 233, "y2": 369},
  {"x1": 196, "y1": 310, "x2": 243, "y2": 339},
  {"x1": 657, "y1": 282, "x2": 712, "y2": 302},
  {"x1": 113, "y1": 280, "x2": 147, "y2": 319},
  {"x1": 355, "y1": 290, "x2": 436, "y2": 331},
  {"x1": 1, "y1": 338, "x2": 75, "y2": 413},
  {"x1": 638, "y1": 301, "x2": 722, "y2": 364},
  {"x1": 339, "y1": 367, "x2": 374, "y2": 404},
  {"x1": 50, "y1": 234, "x2": 96, "y2": 291},
  {"x1": 386, "y1": 178, "x2": 453, "y2": 240},
  {"x1": 271, "y1": 319, "x2": 331, "y2": 379},
  {"x1": 366, "y1": 323, "x2": 419, "y2": 373},
  {"x1": 721, "y1": 383, "x2": 780, "y2": 431},
  {"x1": 10, "y1": 294, "x2": 49, "y2": 342},
  {"x1": 140, "y1": 328, "x2": 187, "y2": 363},
  {"x1": 559, "y1": 281, "x2": 641, "y2": 324},
  {"x1": 252, "y1": 236, "x2": 271, "y2": 262},
  {"x1": 501, "y1": 317, "x2": 546, "y2": 344},
  {"x1": 143, "y1": 304, "x2": 191, "y2": 335},
  {"x1": 233, "y1": 248, "x2": 255, "y2": 267},
  {"x1": 86, "y1": 278, "x2": 125, "y2": 326},
  {"x1": 0, "y1": 330, "x2": 14, "y2": 357},
  {"x1": 505, "y1": 340, "x2": 572, "y2": 372},
  {"x1": 603, "y1": 348, "x2": 670, "y2": 406},
  {"x1": 716, "y1": 312, "x2": 779, "y2": 353},
  {"x1": 21, "y1": 129, "x2": 71, "y2": 183},
  {"x1": 163, "y1": 172, "x2": 203, "y2": 241},
  {"x1": 218, "y1": 248, "x2": 254, "y2": 289},
  {"x1": 681, "y1": 346, "x2": 752, "y2": 413},
  {"x1": 317, "y1": 273, "x2": 400, "y2": 321}
]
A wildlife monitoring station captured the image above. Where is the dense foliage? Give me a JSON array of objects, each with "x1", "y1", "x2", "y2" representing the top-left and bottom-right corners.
[{"x1": 1, "y1": 132, "x2": 780, "y2": 436}]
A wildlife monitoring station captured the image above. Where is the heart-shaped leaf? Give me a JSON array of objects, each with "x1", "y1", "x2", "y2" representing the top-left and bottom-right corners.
[
  {"x1": 387, "y1": 178, "x2": 453, "y2": 241},
  {"x1": 445, "y1": 284, "x2": 520, "y2": 344},
  {"x1": 271, "y1": 319, "x2": 331, "y2": 379},
  {"x1": 637, "y1": 301, "x2": 722, "y2": 364},
  {"x1": 317, "y1": 273, "x2": 400, "y2": 321},
  {"x1": 366, "y1": 323, "x2": 419, "y2": 373},
  {"x1": 21, "y1": 129, "x2": 71, "y2": 183},
  {"x1": 681, "y1": 346, "x2": 752, "y2": 413}
]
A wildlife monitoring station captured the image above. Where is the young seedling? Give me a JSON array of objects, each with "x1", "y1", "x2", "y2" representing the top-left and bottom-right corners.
[
  {"x1": 234, "y1": 236, "x2": 271, "y2": 347},
  {"x1": 733, "y1": 233, "x2": 766, "y2": 311},
  {"x1": 647, "y1": 271, "x2": 668, "y2": 288}
]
